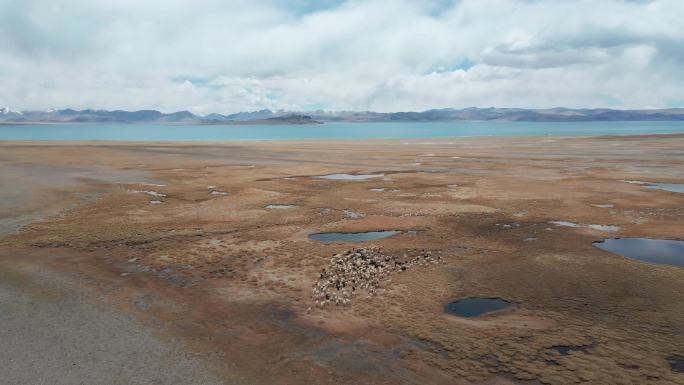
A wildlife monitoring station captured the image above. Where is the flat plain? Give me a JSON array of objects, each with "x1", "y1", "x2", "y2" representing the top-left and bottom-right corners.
[{"x1": 1, "y1": 134, "x2": 683, "y2": 384}]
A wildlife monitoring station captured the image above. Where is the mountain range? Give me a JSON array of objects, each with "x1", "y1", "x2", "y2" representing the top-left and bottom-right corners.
[{"x1": 2, "y1": 107, "x2": 684, "y2": 124}]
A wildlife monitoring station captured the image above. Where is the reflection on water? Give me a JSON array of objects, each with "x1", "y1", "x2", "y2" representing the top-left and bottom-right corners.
[
  {"x1": 645, "y1": 183, "x2": 684, "y2": 193},
  {"x1": 2, "y1": 121, "x2": 684, "y2": 141},
  {"x1": 444, "y1": 298, "x2": 512, "y2": 318},
  {"x1": 593, "y1": 238, "x2": 684, "y2": 268},
  {"x1": 623, "y1": 180, "x2": 684, "y2": 193},
  {"x1": 308, "y1": 230, "x2": 400, "y2": 242},
  {"x1": 315, "y1": 173, "x2": 384, "y2": 180}
]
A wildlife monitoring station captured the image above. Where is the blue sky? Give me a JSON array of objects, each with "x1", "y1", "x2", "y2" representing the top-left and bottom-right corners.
[{"x1": 0, "y1": 0, "x2": 683, "y2": 113}]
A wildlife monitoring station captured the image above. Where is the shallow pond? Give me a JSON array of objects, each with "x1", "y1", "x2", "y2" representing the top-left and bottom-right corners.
[
  {"x1": 443, "y1": 298, "x2": 512, "y2": 318},
  {"x1": 265, "y1": 204, "x2": 295, "y2": 209},
  {"x1": 593, "y1": 238, "x2": 684, "y2": 268},
  {"x1": 315, "y1": 173, "x2": 384, "y2": 180},
  {"x1": 552, "y1": 345, "x2": 590, "y2": 355},
  {"x1": 587, "y1": 224, "x2": 620, "y2": 232},
  {"x1": 550, "y1": 221, "x2": 620, "y2": 232},
  {"x1": 623, "y1": 180, "x2": 684, "y2": 193},
  {"x1": 667, "y1": 355, "x2": 684, "y2": 373},
  {"x1": 549, "y1": 221, "x2": 580, "y2": 228},
  {"x1": 308, "y1": 230, "x2": 400, "y2": 242},
  {"x1": 646, "y1": 183, "x2": 684, "y2": 193}
]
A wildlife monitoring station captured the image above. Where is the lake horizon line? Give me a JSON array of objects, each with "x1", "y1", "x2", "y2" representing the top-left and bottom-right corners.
[{"x1": 2, "y1": 121, "x2": 684, "y2": 142}]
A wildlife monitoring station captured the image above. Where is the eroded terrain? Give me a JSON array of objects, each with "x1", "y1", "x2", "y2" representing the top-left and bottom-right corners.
[{"x1": 1, "y1": 135, "x2": 683, "y2": 384}]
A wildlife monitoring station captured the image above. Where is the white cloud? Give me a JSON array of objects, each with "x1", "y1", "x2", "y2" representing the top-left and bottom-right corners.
[{"x1": 0, "y1": 0, "x2": 683, "y2": 113}]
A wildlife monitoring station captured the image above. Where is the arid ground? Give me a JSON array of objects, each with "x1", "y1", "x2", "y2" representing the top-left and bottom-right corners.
[{"x1": 1, "y1": 135, "x2": 683, "y2": 384}]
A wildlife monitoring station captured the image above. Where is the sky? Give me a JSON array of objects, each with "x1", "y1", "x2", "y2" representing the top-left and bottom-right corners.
[{"x1": 0, "y1": 0, "x2": 683, "y2": 114}]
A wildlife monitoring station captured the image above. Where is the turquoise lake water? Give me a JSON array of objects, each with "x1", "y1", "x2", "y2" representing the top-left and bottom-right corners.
[{"x1": 1, "y1": 121, "x2": 684, "y2": 141}]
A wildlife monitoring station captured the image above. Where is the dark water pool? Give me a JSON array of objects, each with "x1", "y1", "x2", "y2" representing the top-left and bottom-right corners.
[
  {"x1": 308, "y1": 230, "x2": 400, "y2": 243},
  {"x1": 552, "y1": 345, "x2": 590, "y2": 355},
  {"x1": 444, "y1": 297, "x2": 512, "y2": 318},
  {"x1": 593, "y1": 238, "x2": 684, "y2": 268},
  {"x1": 667, "y1": 355, "x2": 684, "y2": 373}
]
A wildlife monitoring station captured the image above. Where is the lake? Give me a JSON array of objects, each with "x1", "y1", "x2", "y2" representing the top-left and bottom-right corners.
[{"x1": 1, "y1": 121, "x2": 684, "y2": 141}]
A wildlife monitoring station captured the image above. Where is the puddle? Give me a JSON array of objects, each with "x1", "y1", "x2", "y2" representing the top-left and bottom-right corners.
[
  {"x1": 622, "y1": 180, "x2": 684, "y2": 193},
  {"x1": 344, "y1": 210, "x2": 364, "y2": 219},
  {"x1": 646, "y1": 183, "x2": 684, "y2": 193},
  {"x1": 131, "y1": 182, "x2": 167, "y2": 187},
  {"x1": 587, "y1": 224, "x2": 620, "y2": 232},
  {"x1": 592, "y1": 204, "x2": 614, "y2": 208},
  {"x1": 523, "y1": 237, "x2": 537, "y2": 242},
  {"x1": 497, "y1": 223, "x2": 521, "y2": 229},
  {"x1": 129, "y1": 190, "x2": 166, "y2": 197},
  {"x1": 209, "y1": 191, "x2": 228, "y2": 196},
  {"x1": 314, "y1": 173, "x2": 384, "y2": 180},
  {"x1": 149, "y1": 200, "x2": 162, "y2": 205},
  {"x1": 667, "y1": 355, "x2": 684, "y2": 373},
  {"x1": 308, "y1": 230, "x2": 400, "y2": 243},
  {"x1": 593, "y1": 238, "x2": 684, "y2": 268},
  {"x1": 552, "y1": 345, "x2": 590, "y2": 355},
  {"x1": 370, "y1": 188, "x2": 386, "y2": 192},
  {"x1": 550, "y1": 221, "x2": 620, "y2": 232},
  {"x1": 549, "y1": 221, "x2": 581, "y2": 228},
  {"x1": 443, "y1": 298, "x2": 512, "y2": 318},
  {"x1": 265, "y1": 204, "x2": 295, "y2": 209}
]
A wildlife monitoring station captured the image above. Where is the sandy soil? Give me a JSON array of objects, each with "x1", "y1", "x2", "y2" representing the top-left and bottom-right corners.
[{"x1": 1, "y1": 135, "x2": 683, "y2": 384}]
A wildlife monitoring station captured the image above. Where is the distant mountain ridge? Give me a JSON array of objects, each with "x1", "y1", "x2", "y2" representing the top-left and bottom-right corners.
[{"x1": 2, "y1": 107, "x2": 684, "y2": 124}]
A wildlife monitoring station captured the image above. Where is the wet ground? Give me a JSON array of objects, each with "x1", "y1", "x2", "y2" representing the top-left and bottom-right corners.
[{"x1": 1, "y1": 134, "x2": 684, "y2": 384}]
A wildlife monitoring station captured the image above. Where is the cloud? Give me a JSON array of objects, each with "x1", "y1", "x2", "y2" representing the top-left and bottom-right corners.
[{"x1": 0, "y1": 0, "x2": 682, "y2": 113}]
